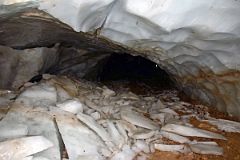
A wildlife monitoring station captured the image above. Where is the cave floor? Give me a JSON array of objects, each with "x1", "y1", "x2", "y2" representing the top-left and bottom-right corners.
[
  {"x1": 150, "y1": 115, "x2": 240, "y2": 160},
  {"x1": 105, "y1": 80, "x2": 240, "y2": 160},
  {"x1": 0, "y1": 75, "x2": 239, "y2": 160}
]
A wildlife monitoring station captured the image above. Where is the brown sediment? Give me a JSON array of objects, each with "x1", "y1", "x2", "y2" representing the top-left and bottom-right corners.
[{"x1": 150, "y1": 117, "x2": 240, "y2": 160}]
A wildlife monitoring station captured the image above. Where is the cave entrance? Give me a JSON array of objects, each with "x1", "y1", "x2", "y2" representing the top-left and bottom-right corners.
[
  {"x1": 25, "y1": 46, "x2": 176, "y2": 96},
  {"x1": 83, "y1": 53, "x2": 176, "y2": 95}
]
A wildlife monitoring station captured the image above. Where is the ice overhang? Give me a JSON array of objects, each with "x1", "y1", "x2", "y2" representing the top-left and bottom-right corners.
[{"x1": 1, "y1": 0, "x2": 240, "y2": 116}]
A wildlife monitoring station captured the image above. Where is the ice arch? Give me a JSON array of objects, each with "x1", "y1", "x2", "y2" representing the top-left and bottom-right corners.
[{"x1": 1, "y1": 0, "x2": 240, "y2": 116}]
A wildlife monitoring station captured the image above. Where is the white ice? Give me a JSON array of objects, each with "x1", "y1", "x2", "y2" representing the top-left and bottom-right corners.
[
  {"x1": 0, "y1": 136, "x2": 53, "y2": 160},
  {"x1": 204, "y1": 118, "x2": 240, "y2": 133},
  {"x1": 154, "y1": 144, "x2": 189, "y2": 153},
  {"x1": 56, "y1": 99, "x2": 83, "y2": 114},
  {"x1": 0, "y1": 123, "x2": 28, "y2": 141},
  {"x1": 189, "y1": 141, "x2": 223, "y2": 155},
  {"x1": 162, "y1": 123, "x2": 226, "y2": 140},
  {"x1": 120, "y1": 108, "x2": 159, "y2": 130},
  {"x1": 16, "y1": 83, "x2": 57, "y2": 106}
]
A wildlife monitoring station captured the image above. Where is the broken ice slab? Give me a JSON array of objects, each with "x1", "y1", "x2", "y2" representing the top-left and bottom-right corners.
[
  {"x1": 150, "y1": 112, "x2": 174, "y2": 125},
  {"x1": 204, "y1": 118, "x2": 240, "y2": 133},
  {"x1": 132, "y1": 140, "x2": 150, "y2": 154},
  {"x1": 46, "y1": 76, "x2": 79, "y2": 97},
  {"x1": 159, "y1": 131, "x2": 190, "y2": 144},
  {"x1": 54, "y1": 109, "x2": 110, "y2": 160},
  {"x1": 120, "y1": 108, "x2": 159, "y2": 130},
  {"x1": 150, "y1": 100, "x2": 165, "y2": 113},
  {"x1": 100, "y1": 105, "x2": 120, "y2": 116},
  {"x1": 22, "y1": 157, "x2": 34, "y2": 160},
  {"x1": 189, "y1": 141, "x2": 223, "y2": 155},
  {"x1": 84, "y1": 99, "x2": 102, "y2": 112},
  {"x1": 1, "y1": 105, "x2": 61, "y2": 160},
  {"x1": 107, "y1": 120, "x2": 125, "y2": 149},
  {"x1": 161, "y1": 124, "x2": 226, "y2": 140},
  {"x1": 0, "y1": 136, "x2": 53, "y2": 160},
  {"x1": 115, "y1": 121, "x2": 129, "y2": 144},
  {"x1": 32, "y1": 157, "x2": 50, "y2": 160},
  {"x1": 159, "y1": 108, "x2": 178, "y2": 116},
  {"x1": 111, "y1": 144, "x2": 136, "y2": 160},
  {"x1": 90, "y1": 111, "x2": 101, "y2": 120},
  {"x1": 102, "y1": 87, "x2": 116, "y2": 98},
  {"x1": 55, "y1": 84, "x2": 72, "y2": 102},
  {"x1": 77, "y1": 155, "x2": 104, "y2": 160},
  {"x1": 16, "y1": 83, "x2": 57, "y2": 106},
  {"x1": 0, "y1": 123, "x2": 28, "y2": 141},
  {"x1": 119, "y1": 92, "x2": 140, "y2": 100},
  {"x1": 56, "y1": 99, "x2": 83, "y2": 114},
  {"x1": 131, "y1": 129, "x2": 156, "y2": 140},
  {"x1": 77, "y1": 112, "x2": 111, "y2": 142},
  {"x1": 154, "y1": 144, "x2": 190, "y2": 153}
]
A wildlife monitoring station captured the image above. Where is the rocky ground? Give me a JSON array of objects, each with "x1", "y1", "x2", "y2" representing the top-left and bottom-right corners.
[{"x1": 0, "y1": 75, "x2": 239, "y2": 160}]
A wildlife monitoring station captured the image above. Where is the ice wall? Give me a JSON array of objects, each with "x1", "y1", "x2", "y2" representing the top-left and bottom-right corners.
[{"x1": 1, "y1": 0, "x2": 240, "y2": 116}]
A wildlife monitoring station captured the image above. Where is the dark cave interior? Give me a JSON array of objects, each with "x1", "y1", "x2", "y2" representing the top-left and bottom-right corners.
[{"x1": 92, "y1": 53, "x2": 176, "y2": 94}]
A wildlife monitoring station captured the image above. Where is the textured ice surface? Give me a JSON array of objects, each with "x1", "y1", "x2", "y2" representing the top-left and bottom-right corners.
[
  {"x1": 107, "y1": 120, "x2": 125, "y2": 148},
  {"x1": 154, "y1": 144, "x2": 189, "y2": 153},
  {"x1": 56, "y1": 99, "x2": 83, "y2": 114},
  {"x1": 120, "y1": 108, "x2": 159, "y2": 130},
  {"x1": 0, "y1": 136, "x2": 53, "y2": 160},
  {"x1": 54, "y1": 109, "x2": 109, "y2": 160},
  {"x1": 0, "y1": 0, "x2": 233, "y2": 116},
  {"x1": 162, "y1": 124, "x2": 226, "y2": 140},
  {"x1": 32, "y1": 157, "x2": 50, "y2": 160},
  {"x1": 77, "y1": 112, "x2": 111, "y2": 142},
  {"x1": 132, "y1": 130, "x2": 156, "y2": 140},
  {"x1": 111, "y1": 144, "x2": 136, "y2": 160},
  {"x1": 204, "y1": 118, "x2": 240, "y2": 133},
  {"x1": 159, "y1": 131, "x2": 190, "y2": 144},
  {"x1": 16, "y1": 83, "x2": 57, "y2": 106},
  {"x1": 1, "y1": 0, "x2": 33, "y2": 5},
  {"x1": 0, "y1": 123, "x2": 28, "y2": 140},
  {"x1": 1, "y1": 105, "x2": 61, "y2": 160},
  {"x1": 189, "y1": 142, "x2": 223, "y2": 155}
]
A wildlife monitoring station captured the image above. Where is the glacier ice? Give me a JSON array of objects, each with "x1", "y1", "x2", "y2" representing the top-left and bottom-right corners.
[
  {"x1": 16, "y1": 83, "x2": 57, "y2": 106},
  {"x1": 161, "y1": 123, "x2": 226, "y2": 140},
  {"x1": 0, "y1": 105, "x2": 61, "y2": 159},
  {"x1": 0, "y1": 0, "x2": 238, "y2": 115},
  {"x1": 0, "y1": 136, "x2": 53, "y2": 160},
  {"x1": 0, "y1": 123, "x2": 28, "y2": 140},
  {"x1": 189, "y1": 141, "x2": 223, "y2": 155},
  {"x1": 56, "y1": 99, "x2": 83, "y2": 114},
  {"x1": 154, "y1": 144, "x2": 189, "y2": 153},
  {"x1": 120, "y1": 108, "x2": 159, "y2": 130}
]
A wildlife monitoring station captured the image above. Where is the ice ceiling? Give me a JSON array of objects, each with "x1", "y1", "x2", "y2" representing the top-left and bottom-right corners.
[{"x1": 0, "y1": 0, "x2": 240, "y2": 116}]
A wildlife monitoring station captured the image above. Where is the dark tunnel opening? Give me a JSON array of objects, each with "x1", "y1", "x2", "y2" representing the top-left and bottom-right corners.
[{"x1": 83, "y1": 53, "x2": 176, "y2": 95}]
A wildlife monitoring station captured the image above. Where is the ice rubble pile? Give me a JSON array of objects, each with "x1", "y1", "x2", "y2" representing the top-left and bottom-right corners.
[{"x1": 0, "y1": 75, "x2": 239, "y2": 160}]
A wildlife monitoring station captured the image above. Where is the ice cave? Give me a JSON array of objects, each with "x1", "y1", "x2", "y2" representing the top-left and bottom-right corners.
[{"x1": 0, "y1": 0, "x2": 240, "y2": 159}]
